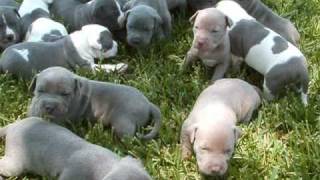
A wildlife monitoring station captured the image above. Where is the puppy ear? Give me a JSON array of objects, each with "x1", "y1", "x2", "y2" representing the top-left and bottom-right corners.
[
  {"x1": 189, "y1": 10, "x2": 200, "y2": 24},
  {"x1": 118, "y1": 10, "x2": 130, "y2": 28},
  {"x1": 13, "y1": 8, "x2": 21, "y2": 18},
  {"x1": 225, "y1": 15, "x2": 233, "y2": 27},
  {"x1": 233, "y1": 126, "x2": 242, "y2": 140},
  {"x1": 28, "y1": 74, "x2": 38, "y2": 92},
  {"x1": 190, "y1": 125, "x2": 198, "y2": 144}
]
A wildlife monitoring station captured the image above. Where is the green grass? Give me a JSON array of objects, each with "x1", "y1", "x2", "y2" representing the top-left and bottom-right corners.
[{"x1": 1, "y1": 0, "x2": 320, "y2": 179}]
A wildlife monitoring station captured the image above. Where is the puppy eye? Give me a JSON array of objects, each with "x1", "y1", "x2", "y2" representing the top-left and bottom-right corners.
[
  {"x1": 194, "y1": 26, "x2": 199, "y2": 29},
  {"x1": 61, "y1": 92, "x2": 70, "y2": 96},
  {"x1": 211, "y1": 29, "x2": 219, "y2": 33},
  {"x1": 200, "y1": 147, "x2": 210, "y2": 151},
  {"x1": 224, "y1": 149, "x2": 232, "y2": 154},
  {"x1": 37, "y1": 89, "x2": 45, "y2": 93}
]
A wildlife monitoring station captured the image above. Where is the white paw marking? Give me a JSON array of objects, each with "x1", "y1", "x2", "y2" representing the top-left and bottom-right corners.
[{"x1": 14, "y1": 49, "x2": 30, "y2": 62}]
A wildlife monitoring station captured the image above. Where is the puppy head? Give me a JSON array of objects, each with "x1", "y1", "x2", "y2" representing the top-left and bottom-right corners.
[
  {"x1": 102, "y1": 156, "x2": 152, "y2": 180},
  {"x1": 188, "y1": 0, "x2": 219, "y2": 11},
  {"x1": 190, "y1": 122, "x2": 241, "y2": 176},
  {"x1": 122, "y1": 5, "x2": 162, "y2": 48},
  {"x1": 0, "y1": 7, "x2": 22, "y2": 51},
  {"x1": 81, "y1": 24, "x2": 118, "y2": 59},
  {"x1": 92, "y1": 0, "x2": 123, "y2": 31},
  {"x1": 190, "y1": 8, "x2": 232, "y2": 52},
  {"x1": 28, "y1": 67, "x2": 81, "y2": 122}
]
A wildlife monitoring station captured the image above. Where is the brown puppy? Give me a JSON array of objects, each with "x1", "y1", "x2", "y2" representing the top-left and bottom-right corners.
[{"x1": 180, "y1": 78, "x2": 261, "y2": 176}]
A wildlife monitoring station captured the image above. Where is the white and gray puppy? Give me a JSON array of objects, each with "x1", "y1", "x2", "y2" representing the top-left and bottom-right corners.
[
  {"x1": 183, "y1": 8, "x2": 231, "y2": 83},
  {"x1": 19, "y1": 0, "x2": 68, "y2": 42},
  {"x1": 0, "y1": 24, "x2": 127, "y2": 79},
  {"x1": 0, "y1": 1, "x2": 22, "y2": 51},
  {"x1": 232, "y1": 0, "x2": 300, "y2": 46},
  {"x1": 217, "y1": 1, "x2": 309, "y2": 105},
  {"x1": 28, "y1": 67, "x2": 161, "y2": 140},
  {"x1": 0, "y1": 117, "x2": 152, "y2": 180},
  {"x1": 180, "y1": 78, "x2": 261, "y2": 176},
  {"x1": 118, "y1": 0, "x2": 172, "y2": 48}
]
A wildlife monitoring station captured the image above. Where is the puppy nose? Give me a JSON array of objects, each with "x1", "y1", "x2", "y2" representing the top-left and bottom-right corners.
[
  {"x1": 210, "y1": 165, "x2": 222, "y2": 174},
  {"x1": 130, "y1": 38, "x2": 141, "y2": 45},
  {"x1": 44, "y1": 104, "x2": 56, "y2": 114},
  {"x1": 6, "y1": 34, "x2": 14, "y2": 42}
]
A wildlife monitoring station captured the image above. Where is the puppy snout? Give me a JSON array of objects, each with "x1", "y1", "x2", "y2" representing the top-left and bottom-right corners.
[
  {"x1": 210, "y1": 164, "x2": 223, "y2": 174},
  {"x1": 44, "y1": 103, "x2": 57, "y2": 114},
  {"x1": 130, "y1": 37, "x2": 142, "y2": 46}
]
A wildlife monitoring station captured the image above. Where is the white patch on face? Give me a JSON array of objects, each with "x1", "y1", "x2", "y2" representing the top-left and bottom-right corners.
[
  {"x1": 216, "y1": 1, "x2": 254, "y2": 25},
  {"x1": 2, "y1": 15, "x2": 16, "y2": 40},
  {"x1": 301, "y1": 93, "x2": 308, "y2": 106},
  {"x1": 18, "y1": 0, "x2": 50, "y2": 17},
  {"x1": 104, "y1": 41, "x2": 118, "y2": 58},
  {"x1": 245, "y1": 30, "x2": 304, "y2": 75},
  {"x1": 14, "y1": 49, "x2": 30, "y2": 62},
  {"x1": 115, "y1": 0, "x2": 124, "y2": 22}
]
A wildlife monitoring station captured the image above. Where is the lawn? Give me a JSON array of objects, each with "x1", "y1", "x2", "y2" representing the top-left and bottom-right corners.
[{"x1": 0, "y1": 0, "x2": 320, "y2": 179}]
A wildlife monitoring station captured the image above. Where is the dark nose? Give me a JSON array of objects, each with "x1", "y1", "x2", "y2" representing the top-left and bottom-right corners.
[
  {"x1": 44, "y1": 104, "x2": 56, "y2": 114},
  {"x1": 130, "y1": 37, "x2": 141, "y2": 45},
  {"x1": 5, "y1": 34, "x2": 14, "y2": 42}
]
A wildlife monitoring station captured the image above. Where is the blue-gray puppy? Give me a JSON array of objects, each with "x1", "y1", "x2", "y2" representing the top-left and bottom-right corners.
[
  {"x1": 51, "y1": 0, "x2": 124, "y2": 33},
  {"x1": 217, "y1": 1, "x2": 308, "y2": 105},
  {"x1": 28, "y1": 67, "x2": 161, "y2": 140},
  {"x1": 0, "y1": 117, "x2": 152, "y2": 180},
  {"x1": 0, "y1": 1, "x2": 22, "y2": 51},
  {"x1": 118, "y1": 0, "x2": 172, "y2": 48}
]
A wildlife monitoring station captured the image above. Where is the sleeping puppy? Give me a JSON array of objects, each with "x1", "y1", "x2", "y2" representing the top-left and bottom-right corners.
[
  {"x1": 51, "y1": 0, "x2": 124, "y2": 33},
  {"x1": 28, "y1": 67, "x2": 162, "y2": 140},
  {"x1": 183, "y1": 8, "x2": 231, "y2": 83},
  {"x1": 232, "y1": 0, "x2": 300, "y2": 46},
  {"x1": 0, "y1": 117, "x2": 152, "y2": 180},
  {"x1": 217, "y1": 1, "x2": 309, "y2": 105},
  {"x1": 19, "y1": 0, "x2": 68, "y2": 42},
  {"x1": 181, "y1": 78, "x2": 261, "y2": 176},
  {"x1": 0, "y1": 24, "x2": 127, "y2": 79},
  {"x1": 0, "y1": 5, "x2": 22, "y2": 51},
  {"x1": 118, "y1": 0, "x2": 172, "y2": 48}
]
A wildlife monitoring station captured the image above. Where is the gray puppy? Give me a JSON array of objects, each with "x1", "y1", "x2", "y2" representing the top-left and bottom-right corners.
[
  {"x1": 118, "y1": 0, "x2": 172, "y2": 48},
  {"x1": 0, "y1": 24, "x2": 125, "y2": 79},
  {"x1": 183, "y1": 8, "x2": 231, "y2": 83},
  {"x1": 0, "y1": 5, "x2": 22, "y2": 51},
  {"x1": 51, "y1": 0, "x2": 123, "y2": 33},
  {"x1": 233, "y1": 0, "x2": 300, "y2": 46},
  {"x1": 181, "y1": 78, "x2": 261, "y2": 176},
  {"x1": 0, "y1": 117, "x2": 152, "y2": 180},
  {"x1": 28, "y1": 67, "x2": 161, "y2": 140}
]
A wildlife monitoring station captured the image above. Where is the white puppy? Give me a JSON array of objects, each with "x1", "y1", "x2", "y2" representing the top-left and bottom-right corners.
[{"x1": 216, "y1": 1, "x2": 309, "y2": 105}]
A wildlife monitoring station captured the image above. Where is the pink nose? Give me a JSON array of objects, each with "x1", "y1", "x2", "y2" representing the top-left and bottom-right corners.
[{"x1": 210, "y1": 164, "x2": 222, "y2": 174}]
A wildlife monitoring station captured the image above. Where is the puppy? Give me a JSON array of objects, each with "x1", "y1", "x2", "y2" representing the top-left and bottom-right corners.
[
  {"x1": 118, "y1": 0, "x2": 172, "y2": 48},
  {"x1": 183, "y1": 8, "x2": 231, "y2": 83},
  {"x1": 18, "y1": 0, "x2": 68, "y2": 42},
  {"x1": 180, "y1": 78, "x2": 261, "y2": 176},
  {"x1": 28, "y1": 67, "x2": 162, "y2": 140},
  {"x1": 217, "y1": 1, "x2": 309, "y2": 105},
  {"x1": 0, "y1": 24, "x2": 127, "y2": 79},
  {"x1": 0, "y1": 117, "x2": 152, "y2": 180},
  {"x1": 233, "y1": 0, "x2": 300, "y2": 46},
  {"x1": 0, "y1": 6, "x2": 22, "y2": 51},
  {"x1": 51, "y1": 0, "x2": 124, "y2": 33}
]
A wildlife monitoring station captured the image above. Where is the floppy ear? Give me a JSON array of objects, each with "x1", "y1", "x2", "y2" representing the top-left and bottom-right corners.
[
  {"x1": 233, "y1": 126, "x2": 242, "y2": 141},
  {"x1": 28, "y1": 74, "x2": 38, "y2": 93},
  {"x1": 189, "y1": 10, "x2": 200, "y2": 24},
  {"x1": 190, "y1": 125, "x2": 198, "y2": 144},
  {"x1": 225, "y1": 15, "x2": 233, "y2": 27},
  {"x1": 118, "y1": 10, "x2": 131, "y2": 28}
]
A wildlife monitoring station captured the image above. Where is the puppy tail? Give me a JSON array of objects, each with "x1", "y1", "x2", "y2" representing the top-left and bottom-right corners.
[{"x1": 139, "y1": 103, "x2": 162, "y2": 140}]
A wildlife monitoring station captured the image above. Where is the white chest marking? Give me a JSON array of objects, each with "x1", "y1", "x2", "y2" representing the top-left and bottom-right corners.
[
  {"x1": 14, "y1": 49, "x2": 30, "y2": 62},
  {"x1": 245, "y1": 30, "x2": 304, "y2": 75}
]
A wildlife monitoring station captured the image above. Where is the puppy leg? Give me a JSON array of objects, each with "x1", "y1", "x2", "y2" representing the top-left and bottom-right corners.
[
  {"x1": 0, "y1": 156, "x2": 24, "y2": 177},
  {"x1": 210, "y1": 60, "x2": 230, "y2": 83},
  {"x1": 182, "y1": 49, "x2": 198, "y2": 72},
  {"x1": 263, "y1": 79, "x2": 275, "y2": 101},
  {"x1": 112, "y1": 118, "x2": 136, "y2": 138}
]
